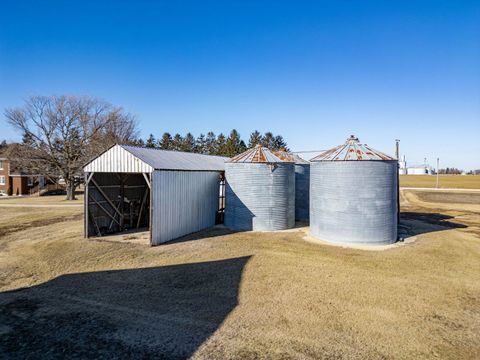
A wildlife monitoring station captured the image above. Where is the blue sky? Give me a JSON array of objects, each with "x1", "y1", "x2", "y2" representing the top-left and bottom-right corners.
[{"x1": 1, "y1": 1, "x2": 479, "y2": 169}]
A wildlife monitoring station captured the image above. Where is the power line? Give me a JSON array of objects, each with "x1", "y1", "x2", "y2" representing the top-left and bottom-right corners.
[{"x1": 291, "y1": 150, "x2": 326, "y2": 153}]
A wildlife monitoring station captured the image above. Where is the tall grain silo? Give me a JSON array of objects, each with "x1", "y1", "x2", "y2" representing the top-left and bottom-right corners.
[
  {"x1": 310, "y1": 135, "x2": 398, "y2": 245},
  {"x1": 225, "y1": 145, "x2": 295, "y2": 231},
  {"x1": 274, "y1": 150, "x2": 310, "y2": 221}
]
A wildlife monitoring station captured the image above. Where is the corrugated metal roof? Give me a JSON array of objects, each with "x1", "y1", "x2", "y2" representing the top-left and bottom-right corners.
[
  {"x1": 120, "y1": 145, "x2": 228, "y2": 171},
  {"x1": 273, "y1": 150, "x2": 310, "y2": 164},
  {"x1": 227, "y1": 144, "x2": 290, "y2": 163},
  {"x1": 311, "y1": 135, "x2": 396, "y2": 161}
]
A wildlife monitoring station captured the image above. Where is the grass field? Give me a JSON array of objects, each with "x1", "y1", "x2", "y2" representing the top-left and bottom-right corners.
[
  {"x1": 0, "y1": 193, "x2": 479, "y2": 359},
  {"x1": 0, "y1": 194, "x2": 84, "y2": 206},
  {"x1": 400, "y1": 174, "x2": 480, "y2": 189}
]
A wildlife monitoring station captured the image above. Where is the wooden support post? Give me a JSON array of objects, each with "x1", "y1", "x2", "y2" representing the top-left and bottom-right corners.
[
  {"x1": 142, "y1": 173, "x2": 151, "y2": 189},
  {"x1": 119, "y1": 175, "x2": 125, "y2": 229},
  {"x1": 90, "y1": 196, "x2": 121, "y2": 227},
  {"x1": 86, "y1": 172, "x2": 94, "y2": 184},
  {"x1": 137, "y1": 187, "x2": 149, "y2": 229},
  {"x1": 108, "y1": 199, "x2": 121, "y2": 231},
  {"x1": 89, "y1": 212, "x2": 101, "y2": 236},
  {"x1": 108, "y1": 212, "x2": 117, "y2": 231},
  {"x1": 90, "y1": 178, "x2": 123, "y2": 218},
  {"x1": 84, "y1": 172, "x2": 92, "y2": 238}
]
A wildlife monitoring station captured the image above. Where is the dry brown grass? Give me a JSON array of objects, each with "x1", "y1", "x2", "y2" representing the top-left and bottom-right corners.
[
  {"x1": 0, "y1": 191, "x2": 479, "y2": 359},
  {"x1": 400, "y1": 175, "x2": 480, "y2": 189},
  {"x1": 0, "y1": 194, "x2": 84, "y2": 206},
  {"x1": 0, "y1": 207, "x2": 81, "y2": 240},
  {"x1": 415, "y1": 191, "x2": 480, "y2": 205}
]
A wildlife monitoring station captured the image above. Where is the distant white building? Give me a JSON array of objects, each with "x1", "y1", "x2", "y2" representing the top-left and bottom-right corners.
[
  {"x1": 399, "y1": 155, "x2": 434, "y2": 175},
  {"x1": 407, "y1": 166, "x2": 433, "y2": 175}
]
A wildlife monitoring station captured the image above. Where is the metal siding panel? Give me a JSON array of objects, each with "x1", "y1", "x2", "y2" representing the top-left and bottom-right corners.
[
  {"x1": 224, "y1": 163, "x2": 295, "y2": 231},
  {"x1": 111, "y1": 147, "x2": 114, "y2": 171},
  {"x1": 310, "y1": 161, "x2": 398, "y2": 245},
  {"x1": 151, "y1": 170, "x2": 220, "y2": 245},
  {"x1": 295, "y1": 163, "x2": 310, "y2": 221},
  {"x1": 84, "y1": 145, "x2": 153, "y2": 173}
]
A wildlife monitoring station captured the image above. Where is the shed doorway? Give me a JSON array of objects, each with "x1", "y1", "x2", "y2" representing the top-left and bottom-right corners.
[{"x1": 85, "y1": 172, "x2": 151, "y2": 237}]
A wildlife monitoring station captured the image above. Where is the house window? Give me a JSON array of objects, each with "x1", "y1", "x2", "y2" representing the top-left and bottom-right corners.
[
  {"x1": 0, "y1": 160, "x2": 3, "y2": 170},
  {"x1": 28, "y1": 177, "x2": 34, "y2": 186},
  {"x1": 0, "y1": 176, "x2": 5, "y2": 185}
]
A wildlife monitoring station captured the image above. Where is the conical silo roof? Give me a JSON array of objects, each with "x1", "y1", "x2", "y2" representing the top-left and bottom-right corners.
[
  {"x1": 273, "y1": 149, "x2": 310, "y2": 164},
  {"x1": 311, "y1": 135, "x2": 395, "y2": 161},
  {"x1": 228, "y1": 144, "x2": 291, "y2": 163}
]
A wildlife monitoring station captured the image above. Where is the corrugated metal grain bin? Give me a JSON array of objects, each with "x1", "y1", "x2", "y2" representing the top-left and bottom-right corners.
[
  {"x1": 274, "y1": 150, "x2": 310, "y2": 221},
  {"x1": 83, "y1": 144, "x2": 227, "y2": 245},
  {"x1": 224, "y1": 145, "x2": 295, "y2": 231},
  {"x1": 310, "y1": 136, "x2": 398, "y2": 245}
]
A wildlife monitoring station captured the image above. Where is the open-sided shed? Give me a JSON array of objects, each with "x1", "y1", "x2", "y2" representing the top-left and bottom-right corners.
[{"x1": 83, "y1": 144, "x2": 227, "y2": 245}]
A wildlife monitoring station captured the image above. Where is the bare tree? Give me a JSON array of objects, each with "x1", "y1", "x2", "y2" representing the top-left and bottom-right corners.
[{"x1": 5, "y1": 95, "x2": 138, "y2": 200}]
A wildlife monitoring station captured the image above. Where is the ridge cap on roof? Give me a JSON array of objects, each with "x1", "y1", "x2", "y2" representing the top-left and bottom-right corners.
[
  {"x1": 227, "y1": 145, "x2": 293, "y2": 163},
  {"x1": 310, "y1": 135, "x2": 396, "y2": 161}
]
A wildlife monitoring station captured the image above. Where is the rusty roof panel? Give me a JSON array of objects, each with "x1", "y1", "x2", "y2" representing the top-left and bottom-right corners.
[
  {"x1": 273, "y1": 150, "x2": 310, "y2": 164},
  {"x1": 311, "y1": 135, "x2": 396, "y2": 161},
  {"x1": 228, "y1": 144, "x2": 290, "y2": 163}
]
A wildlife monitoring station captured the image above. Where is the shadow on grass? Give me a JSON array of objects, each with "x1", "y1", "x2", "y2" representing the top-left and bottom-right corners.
[
  {"x1": 0, "y1": 256, "x2": 251, "y2": 359},
  {"x1": 399, "y1": 212, "x2": 467, "y2": 237},
  {"x1": 166, "y1": 225, "x2": 240, "y2": 245}
]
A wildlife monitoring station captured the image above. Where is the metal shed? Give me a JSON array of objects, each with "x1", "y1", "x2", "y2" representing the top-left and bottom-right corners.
[
  {"x1": 224, "y1": 145, "x2": 295, "y2": 231},
  {"x1": 310, "y1": 136, "x2": 398, "y2": 245},
  {"x1": 83, "y1": 144, "x2": 227, "y2": 245},
  {"x1": 274, "y1": 150, "x2": 310, "y2": 221}
]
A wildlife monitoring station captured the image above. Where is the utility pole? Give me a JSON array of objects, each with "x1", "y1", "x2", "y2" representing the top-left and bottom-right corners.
[
  {"x1": 395, "y1": 139, "x2": 401, "y2": 226},
  {"x1": 436, "y1": 158, "x2": 440, "y2": 189}
]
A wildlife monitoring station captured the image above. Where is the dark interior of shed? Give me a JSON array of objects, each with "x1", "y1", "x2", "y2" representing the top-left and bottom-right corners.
[{"x1": 86, "y1": 173, "x2": 150, "y2": 237}]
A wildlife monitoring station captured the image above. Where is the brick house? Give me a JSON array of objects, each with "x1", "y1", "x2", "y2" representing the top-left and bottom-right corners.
[{"x1": 0, "y1": 157, "x2": 44, "y2": 196}]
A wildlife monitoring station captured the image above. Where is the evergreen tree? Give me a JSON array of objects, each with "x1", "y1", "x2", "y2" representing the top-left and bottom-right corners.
[
  {"x1": 132, "y1": 138, "x2": 145, "y2": 147},
  {"x1": 216, "y1": 133, "x2": 227, "y2": 156},
  {"x1": 172, "y1": 133, "x2": 183, "y2": 151},
  {"x1": 182, "y1": 132, "x2": 196, "y2": 152},
  {"x1": 272, "y1": 135, "x2": 289, "y2": 151},
  {"x1": 145, "y1": 133, "x2": 157, "y2": 148},
  {"x1": 262, "y1": 132, "x2": 275, "y2": 148},
  {"x1": 0, "y1": 140, "x2": 7, "y2": 156},
  {"x1": 128, "y1": 129, "x2": 288, "y2": 156},
  {"x1": 205, "y1": 132, "x2": 217, "y2": 155},
  {"x1": 248, "y1": 130, "x2": 263, "y2": 148},
  {"x1": 225, "y1": 129, "x2": 247, "y2": 157},
  {"x1": 239, "y1": 140, "x2": 247, "y2": 151},
  {"x1": 22, "y1": 132, "x2": 35, "y2": 146},
  {"x1": 159, "y1": 132, "x2": 172, "y2": 150},
  {"x1": 196, "y1": 133, "x2": 207, "y2": 153}
]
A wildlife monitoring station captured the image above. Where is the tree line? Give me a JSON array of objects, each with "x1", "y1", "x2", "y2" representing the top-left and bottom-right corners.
[
  {"x1": 438, "y1": 168, "x2": 464, "y2": 175},
  {"x1": 134, "y1": 130, "x2": 288, "y2": 157},
  {"x1": 2, "y1": 95, "x2": 290, "y2": 200}
]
